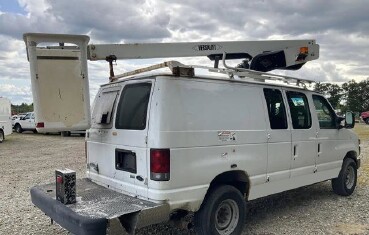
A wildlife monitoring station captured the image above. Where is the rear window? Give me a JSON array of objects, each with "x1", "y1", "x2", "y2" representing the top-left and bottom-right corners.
[
  {"x1": 92, "y1": 89, "x2": 119, "y2": 128},
  {"x1": 115, "y1": 83, "x2": 152, "y2": 130}
]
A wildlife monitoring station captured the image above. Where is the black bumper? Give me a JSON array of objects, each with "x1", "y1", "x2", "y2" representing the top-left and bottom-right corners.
[
  {"x1": 30, "y1": 178, "x2": 169, "y2": 235},
  {"x1": 31, "y1": 186, "x2": 107, "y2": 235}
]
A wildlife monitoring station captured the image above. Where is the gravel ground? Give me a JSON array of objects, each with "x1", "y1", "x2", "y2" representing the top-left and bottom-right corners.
[{"x1": 0, "y1": 131, "x2": 368, "y2": 235}]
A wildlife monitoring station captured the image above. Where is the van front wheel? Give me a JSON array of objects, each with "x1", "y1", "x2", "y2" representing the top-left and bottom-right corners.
[
  {"x1": 194, "y1": 185, "x2": 246, "y2": 235},
  {"x1": 332, "y1": 158, "x2": 357, "y2": 196}
]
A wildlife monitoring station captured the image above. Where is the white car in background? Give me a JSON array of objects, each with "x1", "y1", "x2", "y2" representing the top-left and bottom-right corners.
[
  {"x1": 0, "y1": 97, "x2": 12, "y2": 143},
  {"x1": 13, "y1": 112, "x2": 37, "y2": 133}
]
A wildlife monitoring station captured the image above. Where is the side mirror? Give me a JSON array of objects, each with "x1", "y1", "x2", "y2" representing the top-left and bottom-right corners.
[{"x1": 345, "y1": 111, "x2": 355, "y2": 129}]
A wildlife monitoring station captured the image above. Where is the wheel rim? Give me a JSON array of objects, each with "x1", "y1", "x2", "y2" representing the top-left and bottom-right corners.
[
  {"x1": 345, "y1": 165, "x2": 355, "y2": 189},
  {"x1": 0, "y1": 132, "x2": 3, "y2": 142},
  {"x1": 16, "y1": 126, "x2": 20, "y2": 133},
  {"x1": 215, "y1": 199, "x2": 239, "y2": 235}
]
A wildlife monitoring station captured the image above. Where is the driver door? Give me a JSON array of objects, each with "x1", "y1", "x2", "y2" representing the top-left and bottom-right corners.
[{"x1": 311, "y1": 95, "x2": 342, "y2": 171}]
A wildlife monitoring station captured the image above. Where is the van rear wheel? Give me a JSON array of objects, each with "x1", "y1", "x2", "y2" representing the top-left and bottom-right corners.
[
  {"x1": 332, "y1": 158, "x2": 357, "y2": 196},
  {"x1": 194, "y1": 185, "x2": 246, "y2": 235}
]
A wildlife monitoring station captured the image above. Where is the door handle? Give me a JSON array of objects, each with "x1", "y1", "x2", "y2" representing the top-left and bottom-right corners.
[
  {"x1": 318, "y1": 143, "x2": 321, "y2": 155},
  {"x1": 293, "y1": 145, "x2": 297, "y2": 157}
]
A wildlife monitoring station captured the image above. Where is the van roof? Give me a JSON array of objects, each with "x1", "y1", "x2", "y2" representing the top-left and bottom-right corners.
[{"x1": 102, "y1": 72, "x2": 318, "y2": 93}]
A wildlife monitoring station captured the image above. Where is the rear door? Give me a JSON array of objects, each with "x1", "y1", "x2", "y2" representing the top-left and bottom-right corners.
[
  {"x1": 263, "y1": 88, "x2": 292, "y2": 182},
  {"x1": 113, "y1": 82, "x2": 153, "y2": 197},
  {"x1": 87, "y1": 80, "x2": 153, "y2": 198},
  {"x1": 87, "y1": 85, "x2": 121, "y2": 186},
  {"x1": 285, "y1": 90, "x2": 317, "y2": 177}
]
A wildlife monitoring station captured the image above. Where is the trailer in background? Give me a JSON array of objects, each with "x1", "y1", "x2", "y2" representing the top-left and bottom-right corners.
[{"x1": 0, "y1": 97, "x2": 12, "y2": 142}]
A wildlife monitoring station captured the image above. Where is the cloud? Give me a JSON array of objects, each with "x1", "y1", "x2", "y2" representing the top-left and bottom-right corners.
[
  {"x1": 0, "y1": 0, "x2": 171, "y2": 42},
  {"x1": 0, "y1": 35, "x2": 30, "y2": 82},
  {"x1": 0, "y1": 0, "x2": 369, "y2": 104},
  {"x1": 0, "y1": 83, "x2": 32, "y2": 104}
]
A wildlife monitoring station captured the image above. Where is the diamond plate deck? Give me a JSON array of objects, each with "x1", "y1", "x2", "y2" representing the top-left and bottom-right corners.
[{"x1": 36, "y1": 178, "x2": 165, "y2": 219}]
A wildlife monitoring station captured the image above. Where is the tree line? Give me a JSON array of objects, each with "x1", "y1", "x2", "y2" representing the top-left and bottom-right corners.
[
  {"x1": 8, "y1": 80, "x2": 368, "y2": 116},
  {"x1": 11, "y1": 103, "x2": 34, "y2": 115},
  {"x1": 314, "y1": 79, "x2": 369, "y2": 114}
]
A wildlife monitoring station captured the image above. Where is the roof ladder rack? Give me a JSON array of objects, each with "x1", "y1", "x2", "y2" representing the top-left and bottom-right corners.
[
  {"x1": 111, "y1": 61, "x2": 194, "y2": 82},
  {"x1": 111, "y1": 56, "x2": 315, "y2": 88}
]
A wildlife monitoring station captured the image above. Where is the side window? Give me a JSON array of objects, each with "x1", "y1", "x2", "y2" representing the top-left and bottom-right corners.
[
  {"x1": 286, "y1": 91, "x2": 312, "y2": 129},
  {"x1": 92, "y1": 89, "x2": 120, "y2": 128},
  {"x1": 263, "y1": 88, "x2": 288, "y2": 129},
  {"x1": 115, "y1": 83, "x2": 152, "y2": 130},
  {"x1": 24, "y1": 113, "x2": 30, "y2": 119},
  {"x1": 312, "y1": 95, "x2": 336, "y2": 129}
]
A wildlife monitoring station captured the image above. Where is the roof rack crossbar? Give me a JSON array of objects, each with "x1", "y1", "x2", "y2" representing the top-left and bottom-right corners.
[
  {"x1": 110, "y1": 58, "x2": 314, "y2": 88},
  {"x1": 190, "y1": 64, "x2": 312, "y2": 86},
  {"x1": 111, "y1": 61, "x2": 194, "y2": 82}
]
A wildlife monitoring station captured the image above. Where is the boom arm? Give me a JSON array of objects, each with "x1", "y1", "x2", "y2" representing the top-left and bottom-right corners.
[{"x1": 88, "y1": 40, "x2": 319, "y2": 72}]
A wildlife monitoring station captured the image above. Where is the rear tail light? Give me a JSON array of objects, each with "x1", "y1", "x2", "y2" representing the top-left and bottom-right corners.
[
  {"x1": 36, "y1": 122, "x2": 44, "y2": 128},
  {"x1": 150, "y1": 149, "x2": 170, "y2": 181}
]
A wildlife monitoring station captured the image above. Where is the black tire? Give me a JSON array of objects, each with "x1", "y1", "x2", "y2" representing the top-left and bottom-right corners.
[
  {"x1": 0, "y1": 130, "x2": 4, "y2": 143},
  {"x1": 365, "y1": 118, "x2": 369, "y2": 125},
  {"x1": 15, "y1": 124, "x2": 23, "y2": 133},
  {"x1": 33, "y1": 129, "x2": 38, "y2": 134},
  {"x1": 194, "y1": 185, "x2": 246, "y2": 235},
  {"x1": 332, "y1": 158, "x2": 357, "y2": 196},
  {"x1": 61, "y1": 131, "x2": 71, "y2": 137}
]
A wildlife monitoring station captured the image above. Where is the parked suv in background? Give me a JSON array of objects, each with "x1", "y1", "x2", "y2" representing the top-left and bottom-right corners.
[
  {"x1": 360, "y1": 111, "x2": 369, "y2": 124},
  {"x1": 13, "y1": 112, "x2": 37, "y2": 133}
]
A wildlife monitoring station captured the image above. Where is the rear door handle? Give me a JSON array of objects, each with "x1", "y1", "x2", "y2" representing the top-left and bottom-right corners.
[
  {"x1": 293, "y1": 145, "x2": 297, "y2": 157},
  {"x1": 318, "y1": 143, "x2": 321, "y2": 155}
]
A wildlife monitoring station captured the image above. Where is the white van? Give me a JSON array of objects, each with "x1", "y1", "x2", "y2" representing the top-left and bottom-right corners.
[
  {"x1": 0, "y1": 97, "x2": 12, "y2": 143},
  {"x1": 91, "y1": 73, "x2": 360, "y2": 231},
  {"x1": 31, "y1": 72, "x2": 360, "y2": 235},
  {"x1": 25, "y1": 34, "x2": 360, "y2": 235}
]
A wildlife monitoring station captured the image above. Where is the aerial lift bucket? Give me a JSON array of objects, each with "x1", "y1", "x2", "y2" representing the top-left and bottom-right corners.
[{"x1": 24, "y1": 33, "x2": 91, "y2": 132}]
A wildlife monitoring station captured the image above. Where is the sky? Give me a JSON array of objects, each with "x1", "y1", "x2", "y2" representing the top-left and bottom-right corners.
[{"x1": 0, "y1": 0, "x2": 368, "y2": 105}]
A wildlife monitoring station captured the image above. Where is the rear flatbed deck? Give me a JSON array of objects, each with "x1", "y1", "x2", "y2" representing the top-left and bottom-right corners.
[{"x1": 31, "y1": 178, "x2": 169, "y2": 235}]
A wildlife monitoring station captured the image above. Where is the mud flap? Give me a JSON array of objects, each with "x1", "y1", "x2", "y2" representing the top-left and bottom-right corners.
[{"x1": 31, "y1": 178, "x2": 169, "y2": 235}]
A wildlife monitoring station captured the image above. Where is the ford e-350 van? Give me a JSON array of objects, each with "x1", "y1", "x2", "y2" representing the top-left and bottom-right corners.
[
  {"x1": 25, "y1": 33, "x2": 359, "y2": 235},
  {"x1": 82, "y1": 73, "x2": 359, "y2": 234}
]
